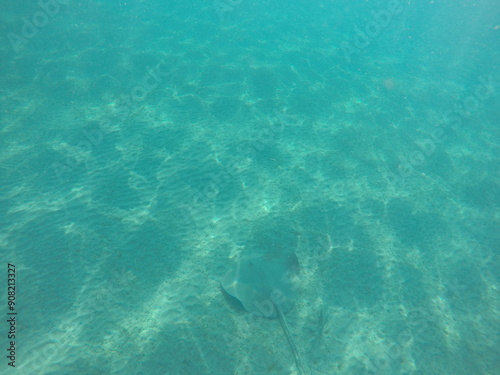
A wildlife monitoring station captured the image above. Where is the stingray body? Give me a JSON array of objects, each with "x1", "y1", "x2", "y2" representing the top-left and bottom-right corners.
[{"x1": 221, "y1": 251, "x2": 305, "y2": 374}]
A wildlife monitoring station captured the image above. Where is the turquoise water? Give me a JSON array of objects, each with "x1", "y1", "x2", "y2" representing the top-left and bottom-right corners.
[{"x1": 1, "y1": 0, "x2": 499, "y2": 374}]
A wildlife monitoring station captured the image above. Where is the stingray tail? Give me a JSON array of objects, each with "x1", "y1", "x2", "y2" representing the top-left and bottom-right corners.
[{"x1": 276, "y1": 304, "x2": 306, "y2": 375}]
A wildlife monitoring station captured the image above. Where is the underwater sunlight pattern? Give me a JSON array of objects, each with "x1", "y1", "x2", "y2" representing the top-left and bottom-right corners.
[{"x1": 1, "y1": 0, "x2": 499, "y2": 374}]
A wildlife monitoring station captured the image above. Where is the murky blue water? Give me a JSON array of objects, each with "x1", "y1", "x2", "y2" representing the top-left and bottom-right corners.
[{"x1": 1, "y1": 1, "x2": 498, "y2": 374}]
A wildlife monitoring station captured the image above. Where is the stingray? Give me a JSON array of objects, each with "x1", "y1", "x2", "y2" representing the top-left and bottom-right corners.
[{"x1": 221, "y1": 251, "x2": 306, "y2": 375}]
